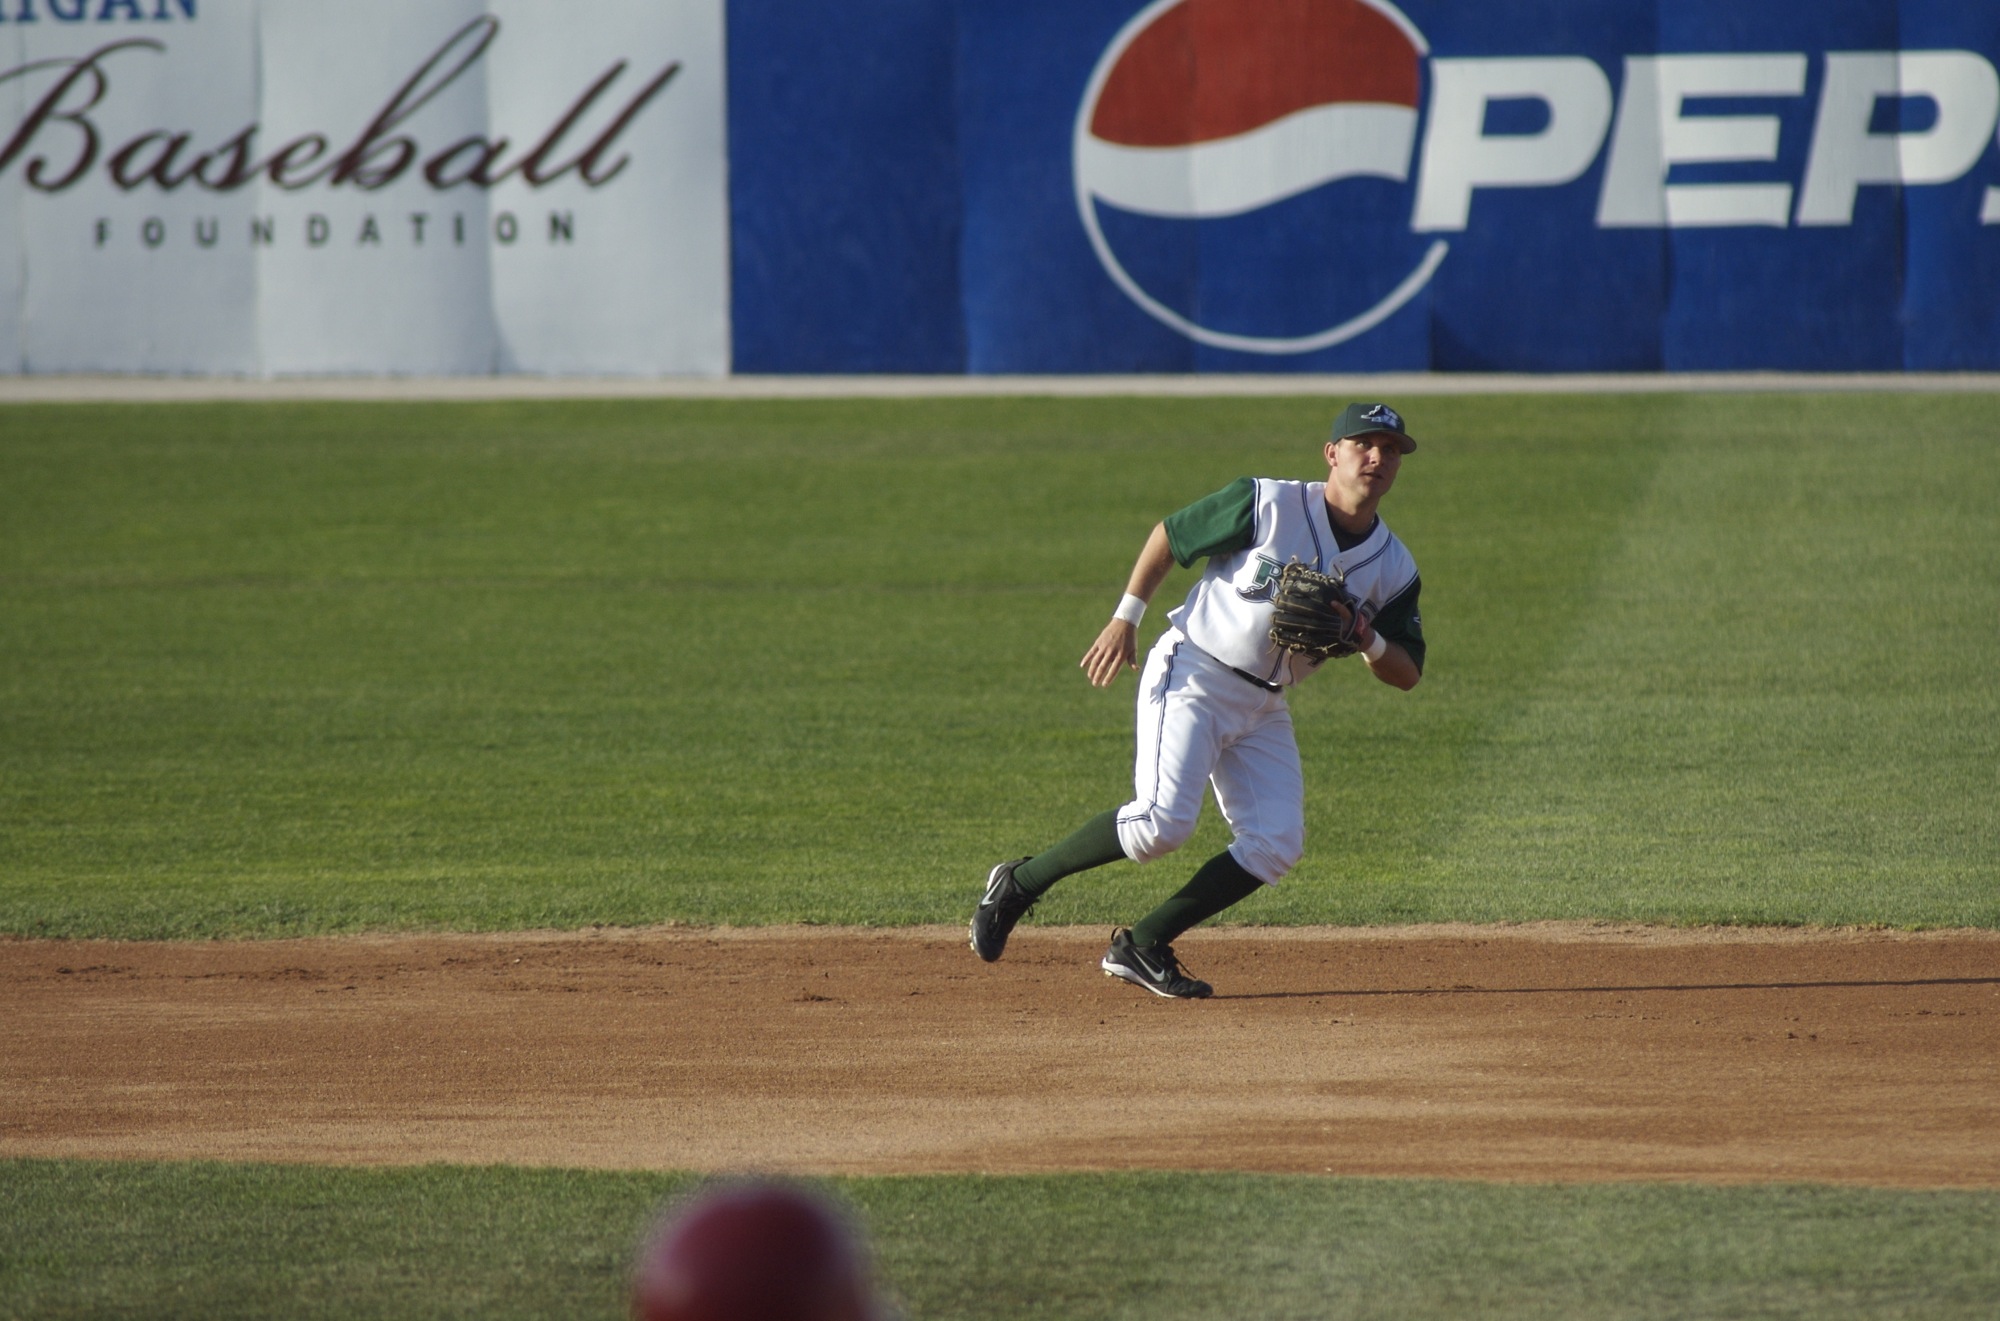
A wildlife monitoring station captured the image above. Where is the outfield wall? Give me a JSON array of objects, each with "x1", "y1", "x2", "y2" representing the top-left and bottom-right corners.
[{"x1": 4, "y1": 0, "x2": 2000, "y2": 375}]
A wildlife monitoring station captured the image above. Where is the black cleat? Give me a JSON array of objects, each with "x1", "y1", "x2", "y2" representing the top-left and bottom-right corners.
[
  {"x1": 1100, "y1": 928, "x2": 1213, "y2": 999},
  {"x1": 969, "y1": 858, "x2": 1036, "y2": 962}
]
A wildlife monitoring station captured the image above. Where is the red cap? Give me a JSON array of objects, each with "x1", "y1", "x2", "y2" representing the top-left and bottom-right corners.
[{"x1": 633, "y1": 1184, "x2": 878, "y2": 1321}]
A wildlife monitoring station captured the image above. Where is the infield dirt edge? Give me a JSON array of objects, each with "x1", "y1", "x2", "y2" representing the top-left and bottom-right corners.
[{"x1": 6, "y1": 923, "x2": 1997, "y2": 1187}]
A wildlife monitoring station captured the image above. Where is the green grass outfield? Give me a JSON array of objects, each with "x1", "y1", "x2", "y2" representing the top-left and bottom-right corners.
[
  {"x1": 5, "y1": 1160, "x2": 1998, "y2": 1321},
  {"x1": 2, "y1": 393, "x2": 1996, "y2": 937}
]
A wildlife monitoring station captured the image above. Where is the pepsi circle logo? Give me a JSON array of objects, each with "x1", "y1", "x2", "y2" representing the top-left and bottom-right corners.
[{"x1": 1074, "y1": 0, "x2": 1449, "y2": 354}]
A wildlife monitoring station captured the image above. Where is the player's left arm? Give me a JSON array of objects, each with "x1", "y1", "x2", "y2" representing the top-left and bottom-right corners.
[{"x1": 1357, "y1": 576, "x2": 1424, "y2": 691}]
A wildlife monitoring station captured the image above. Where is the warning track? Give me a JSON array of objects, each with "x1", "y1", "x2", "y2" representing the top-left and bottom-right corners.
[{"x1": 3, "y1": 924, "x2": 1996, "y2": 1187}]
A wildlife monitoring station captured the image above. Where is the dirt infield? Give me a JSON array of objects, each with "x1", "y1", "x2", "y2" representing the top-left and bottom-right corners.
[{"x1": 3, "y1": 924, "x2": 1996, "y2": 1187}]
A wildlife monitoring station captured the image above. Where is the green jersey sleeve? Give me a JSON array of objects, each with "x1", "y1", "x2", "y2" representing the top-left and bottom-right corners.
[
  {"x1": 1163, "y1": 477, "x2": 1257, "y2": 567},
  {"x1": 1371, "y1": 576, "x2": 1425, "y2": 675}
]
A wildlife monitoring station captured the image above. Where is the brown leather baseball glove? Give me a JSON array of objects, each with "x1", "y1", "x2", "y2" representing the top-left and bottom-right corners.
[{"x1": 1267, "y1": 560, "x2": 1364, "y2": 661}]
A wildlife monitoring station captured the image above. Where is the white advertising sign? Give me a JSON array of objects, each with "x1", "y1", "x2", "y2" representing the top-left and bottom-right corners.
[{"x1": 0, "y1": 0, "x2": 729, "y2": 374}]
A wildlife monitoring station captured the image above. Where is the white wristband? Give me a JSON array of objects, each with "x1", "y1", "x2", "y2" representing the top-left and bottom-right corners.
[
  {"x1": 1113, "y1": 593, "x2": 1147, "y2": 627},
  {"x1": 1361, "y1": 631, "x2": 1388, "y2": 662}
]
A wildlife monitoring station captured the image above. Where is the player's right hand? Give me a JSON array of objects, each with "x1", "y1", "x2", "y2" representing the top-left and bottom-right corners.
[{"x1": 1081, "y1": 619, "x2": 1139, "y2": 688}]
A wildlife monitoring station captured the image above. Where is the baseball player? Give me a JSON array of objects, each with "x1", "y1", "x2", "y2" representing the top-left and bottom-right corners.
[{"x1": 970, "y1": 403, "x2": 1426, "y2": 997}]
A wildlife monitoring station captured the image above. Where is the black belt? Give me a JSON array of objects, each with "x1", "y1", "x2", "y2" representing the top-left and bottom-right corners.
[{"x1": 1229, "y1": 666, "x2": 1283, "y2": 693}]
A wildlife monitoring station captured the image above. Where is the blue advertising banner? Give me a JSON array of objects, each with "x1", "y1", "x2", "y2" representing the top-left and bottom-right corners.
[
  {"x1": 726, "y1": 0, "x2": 964, "y2": 373},
  {"x1": 1901, "y1": 0, "x2": 2000, "y2": 370},
  {"x1": 726, "y1": 0, "x2": 2000, "y2": 374}
]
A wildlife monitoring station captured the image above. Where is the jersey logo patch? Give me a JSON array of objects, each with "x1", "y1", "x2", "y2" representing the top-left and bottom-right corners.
[{"x1": 1237, "y1": 555, "x2": 1286, "y2": 602}]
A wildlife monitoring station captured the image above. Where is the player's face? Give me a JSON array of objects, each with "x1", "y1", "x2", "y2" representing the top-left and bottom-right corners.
[{"x1": 1325, "y1": 434, "x2": 1402, "y2": 502}]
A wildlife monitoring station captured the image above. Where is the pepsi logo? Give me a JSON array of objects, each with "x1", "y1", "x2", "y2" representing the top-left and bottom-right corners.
[{"x1": 1073, "y1": 0, "x2": 1449, "y2": 354}]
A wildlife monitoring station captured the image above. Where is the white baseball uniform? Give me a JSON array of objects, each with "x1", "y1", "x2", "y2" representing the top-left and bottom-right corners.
[{"x1": 1115, "y1": 476, "x2": 1423, "y2": 884}]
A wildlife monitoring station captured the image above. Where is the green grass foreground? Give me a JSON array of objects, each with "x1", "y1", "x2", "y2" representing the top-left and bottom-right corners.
[
  {"x1": 4, "y1": 1160, "x2": 1998, "y2": 1321},
  {"x1": 2, "y1": 395, "x2": 1996, "y2": 937}
]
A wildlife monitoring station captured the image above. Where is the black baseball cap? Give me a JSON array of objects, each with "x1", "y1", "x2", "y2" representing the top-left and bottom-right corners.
[{"x1": 1333, "y1": 401, "x2": 1416, "y2": 454}]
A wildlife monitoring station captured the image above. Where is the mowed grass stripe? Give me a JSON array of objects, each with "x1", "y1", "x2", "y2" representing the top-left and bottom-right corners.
[
  {"x1": 1, "y1": 396, "x2": 1993, "y2": 937},
  {"x1": 1416, "y1": 395, "x2": 2000, "y2": 924},
  {"x1": 4, "y1": 1160, "x2": 1998, "y2": 1321}
]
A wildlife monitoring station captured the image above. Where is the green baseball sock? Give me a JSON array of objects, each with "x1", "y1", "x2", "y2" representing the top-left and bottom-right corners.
[
  {"x1": 1129, "y1": 849, "x2": 1265, "y2": 949},
  {"x1": 1012, "y1": 808, "x2": 1126, "y2": 896}
]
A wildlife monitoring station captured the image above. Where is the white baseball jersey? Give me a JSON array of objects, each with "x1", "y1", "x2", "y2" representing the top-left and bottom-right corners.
[
  {"x1": 1163, "y1": 477, "x2": 1423, "y2": 687},
  {"x1": 1116, "y1": 474, "x2": 1425, "y2": 885}
]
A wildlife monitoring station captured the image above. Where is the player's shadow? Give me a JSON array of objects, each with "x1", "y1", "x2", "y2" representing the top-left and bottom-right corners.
[{"x1": 1212, "y1": 974, "x2": 2000, "y2": 1001}]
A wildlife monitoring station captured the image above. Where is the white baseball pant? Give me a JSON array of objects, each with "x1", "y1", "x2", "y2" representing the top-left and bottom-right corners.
[{"x1": 1114, "y1": 628, "x2": 1305, "y2": 885}]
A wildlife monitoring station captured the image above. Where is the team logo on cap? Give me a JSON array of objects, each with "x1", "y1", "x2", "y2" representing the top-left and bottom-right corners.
[
  {"x1": 1363, "y1": 403, "x2": 1402, "y2": 429},
  {"x1": 1073, "y1": 0, "x2": 1448, "y2": 354}
]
